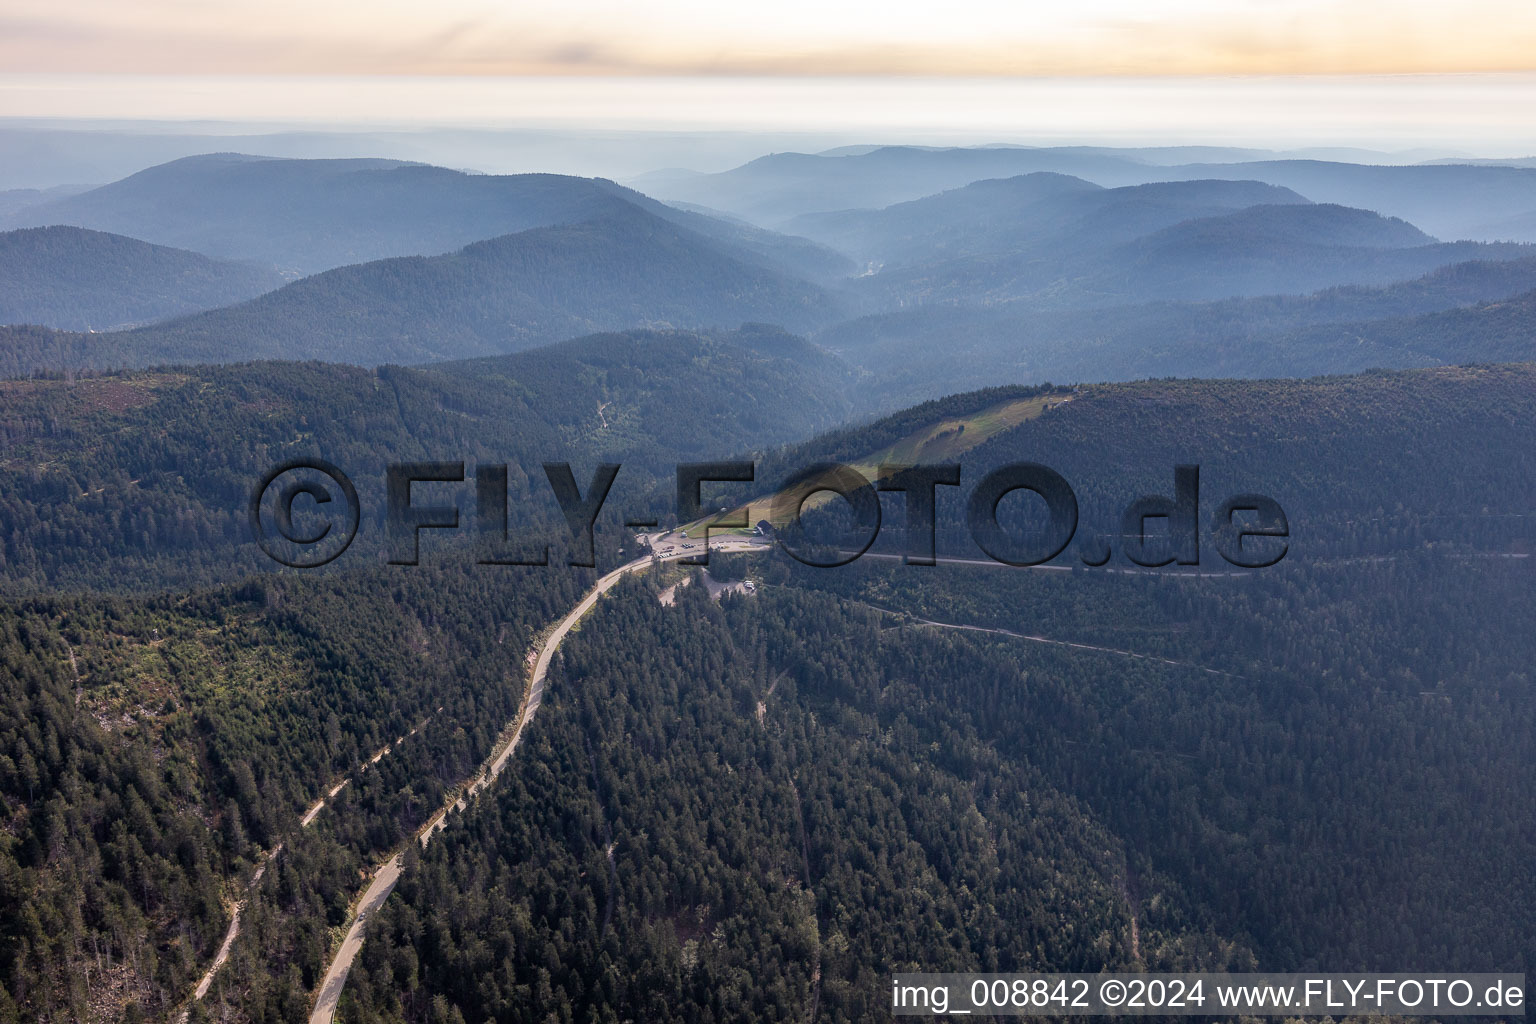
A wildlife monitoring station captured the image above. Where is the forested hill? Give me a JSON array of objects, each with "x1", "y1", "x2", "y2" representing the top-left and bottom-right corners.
[
  {"x1": 3, "y1": 361, "x2": 1534, "y2": 1021},
  {"x1": 964, "y1": 366, "x2": 1536, "y2": 561},
  {"x1": 769, "y1": 163, "x2": 1536, "y2": 314},
  {"x1": 328, "y1": 366, "x2": 1536, "y2": 1023},
  {"x1": 0, "y1": 326, "x2": 854, "y2": 590},
  {"x1": 782, "y1": 175, "x2": 1310, "y2": 266},
  {"x1": 431, "y1": 323, "x2": 855, "y2": 463},
  {"x1": 639, "y1": 144, "x2": 1536, "y2": 240},
  {"x1": 0, "y1": 153, "x2": 850, "y2": 281},
  {"x1": 0, "y1": 226, "x2": 285, "y2": 331},
  {"x1": 0, "y1": 552, "x2": 594, "y2": 1023},
  {"x1": 756, "y1": 362, "x2": 1536, "y2": 567},
  {"x1": 0, "y1": 321, "x2": 853, "y2": 1020},
  {"x1": 677, "y1": 365, "x2": 1536, "y2": 992},
  {"x1": 1269, "y1": 287, "x2": 1536, "y2": 367},
  {"x1": 4, "y1": 155, "x2": 618, "y2": 273},
  {"x1": 0, "y1": 207, "x2": 847, "y2": 375},
  {"x1": 817, "y1": 256, "x2": 1536, "y2": 407},
  {"x1": 848, "y1": 203, "x2": 1529, "y2": 311},
  {"x1": 7, "y1": 353, "x2": 1535, "y2": 593},
  {"x1": 8, "y1": 152, "x2": 1536, "y2": 387}
]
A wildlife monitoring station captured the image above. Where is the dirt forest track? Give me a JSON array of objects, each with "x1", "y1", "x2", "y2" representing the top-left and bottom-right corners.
[{"x1": 172, "y1": 717, "x2": 432, "y2": 1022}]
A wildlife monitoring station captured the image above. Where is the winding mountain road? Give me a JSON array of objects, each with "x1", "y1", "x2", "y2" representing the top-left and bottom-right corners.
[
  {"x1": 308, "y1": 537, "x2": 769, "y2": 1024},
  {"x1": 307, "y1": 533, "x2": 1242, "y2": 1021}
]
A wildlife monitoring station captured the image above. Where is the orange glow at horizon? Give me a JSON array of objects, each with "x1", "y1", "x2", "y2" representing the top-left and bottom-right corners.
[{"x1": 2, "y1": 0, "x2": 1536, "y2": 77}]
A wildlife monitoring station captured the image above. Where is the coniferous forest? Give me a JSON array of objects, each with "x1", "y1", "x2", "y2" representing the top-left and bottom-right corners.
[
  {"x1": 1, "y1": 354, "x2": 1532, "y2": 1022},
  {"x1": 1, "y1": 110, "x2": 1535, "y2": 1024}
]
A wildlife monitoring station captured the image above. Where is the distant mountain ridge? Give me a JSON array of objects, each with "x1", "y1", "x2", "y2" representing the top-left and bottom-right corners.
[
  {"x1": 430, "y1": 324, "x2": 857, "y2": 462},
  {"x1": 6, "y1": 147, "x2": 1536, "y2": 395},
  {"x1": 640, "y1": 144, "x2": 1536, "y2": 241},
  {"x1": 0, "y1": 205, "x2": 846, "y2": 374},
  {"x1": 786, "y1": 175, "x2": 1311, "y2": 266},
  {"x1": 0, "y1": 225, "x2": 285, "y2": 330},
  {"x1": 816, "y1": 255, "x2": 1536, "y2": 407},
  {"x1": 758, "y1": 171, "x2": 1533, "y2": 311},
  {"x1": 0, "y1": 324, "x2": 855, "y2": 587},
  {"x1": 2, "y1": 153, "x2": 852, "y2": 281},
  {"x1": 1271, "y1": 287, "x2": 1536, "y2": 368},
  {"x1": 846, "y1": 201, "x2": 1527, "y2": 310}
]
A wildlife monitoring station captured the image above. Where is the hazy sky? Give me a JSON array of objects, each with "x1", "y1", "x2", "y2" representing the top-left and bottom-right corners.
[
  {"x1": 2, "y1": 1, "x2": 1535, "y2": 154},
  {"x1": 4, "y1": 0, "x2": 1536, "y2": 77},
  {"x1": 5, "y1": 75, "x2": 1536, "y2": 154}
]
